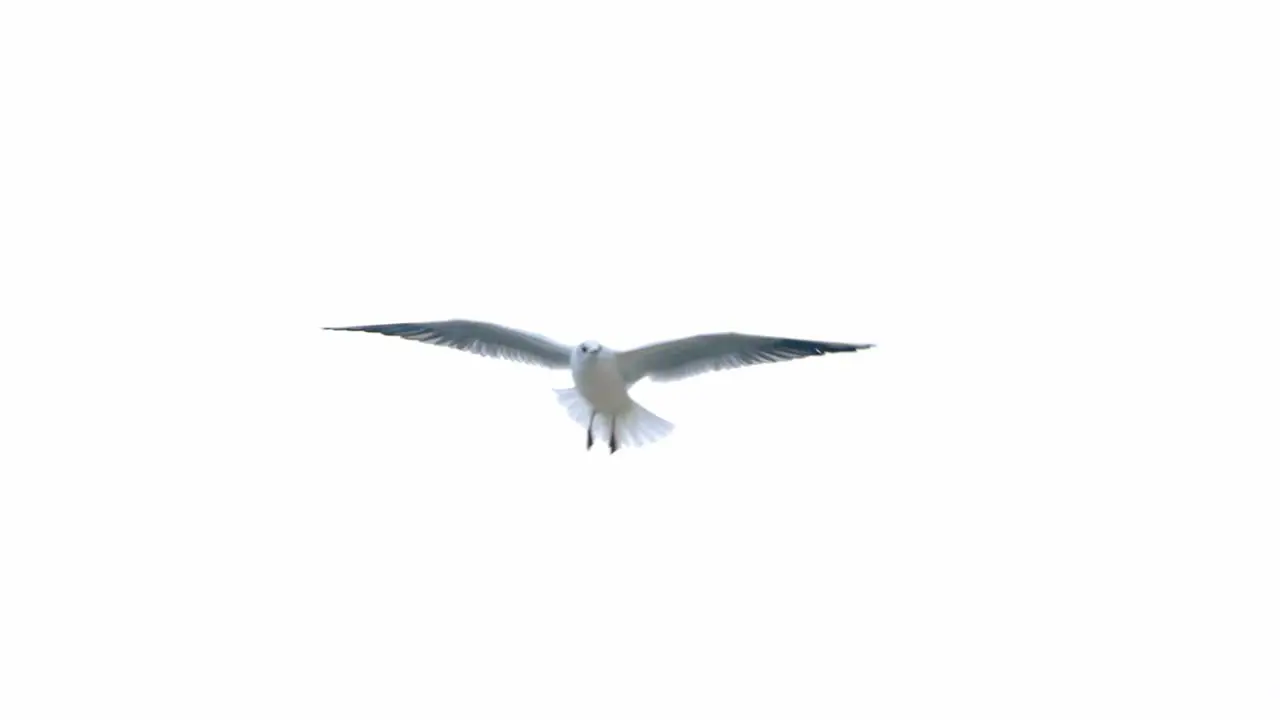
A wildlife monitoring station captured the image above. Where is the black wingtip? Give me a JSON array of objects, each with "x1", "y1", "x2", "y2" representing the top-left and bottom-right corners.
[{"x1": 796, "y1": 339, "x2": 876, "y2": 354}]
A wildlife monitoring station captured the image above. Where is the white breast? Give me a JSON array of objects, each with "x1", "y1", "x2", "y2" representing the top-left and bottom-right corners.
[{"x1": 572, "y1": 353, "x2": 633, "y2": 414}]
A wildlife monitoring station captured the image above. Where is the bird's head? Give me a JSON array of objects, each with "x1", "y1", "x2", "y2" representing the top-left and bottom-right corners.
[{"x1": 575, "y1": 340, "x2": 603, "y2": 357}]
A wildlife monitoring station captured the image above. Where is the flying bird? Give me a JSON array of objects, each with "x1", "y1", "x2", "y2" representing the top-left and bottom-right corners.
[{"x1": 325, "y1": 320, "x2": 873, "y2": 453}]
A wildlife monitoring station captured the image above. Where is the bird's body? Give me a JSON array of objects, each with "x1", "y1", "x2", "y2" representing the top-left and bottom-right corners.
[
  {"x1": 565, "y1": 341, "x2": 670, "y2": 452},
  {"x1": 325, "y1": 320, "x2": 873, "y2": 453},
  {"x1": 571, "y1": 343, "x2": 630, "y2": 415}
]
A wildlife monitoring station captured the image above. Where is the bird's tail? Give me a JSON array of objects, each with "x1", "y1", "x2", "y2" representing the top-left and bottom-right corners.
[{"x1": 554, "y1": 387, "x2": 674, "y2": 450}]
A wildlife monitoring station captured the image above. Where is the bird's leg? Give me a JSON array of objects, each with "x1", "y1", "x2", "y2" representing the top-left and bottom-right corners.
[
  {"x1": 587, "y1": 411, "x2": 596, "y2": 450},
  {"x1": 609, "y1": 416, "x2": 618, "y2": 454}
]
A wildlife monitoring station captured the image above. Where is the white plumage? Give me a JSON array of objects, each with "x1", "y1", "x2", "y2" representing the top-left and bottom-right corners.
[{"x1": 326, "y1": 319, "x2": 874, "y2": 453}]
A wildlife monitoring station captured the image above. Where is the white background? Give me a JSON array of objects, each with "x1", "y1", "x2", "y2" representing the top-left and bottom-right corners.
[{"x1": 2, "y1": 1, "x2": 1277, "y2": 718}]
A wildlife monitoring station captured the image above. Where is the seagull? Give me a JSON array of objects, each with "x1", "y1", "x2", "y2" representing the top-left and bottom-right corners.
[{"x1": 325, "y1": 320, "x2": 873, "y2": 453}]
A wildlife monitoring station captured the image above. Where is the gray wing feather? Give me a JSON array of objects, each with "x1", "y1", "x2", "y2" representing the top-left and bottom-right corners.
[
  {"x1": 325, "y1": 320, "x2": 572, "y2": 369},
  {"x1": 617, "y1": 333, "x2": 873, "y2": 384}
]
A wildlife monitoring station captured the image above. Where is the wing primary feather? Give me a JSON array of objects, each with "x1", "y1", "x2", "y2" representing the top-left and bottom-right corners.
[
  {"x1": 324, "y1": 320, "x2": 573, "y2": 369},
  {"x1": 617, "y1": 332, "x2": 873, "y2": 383}
]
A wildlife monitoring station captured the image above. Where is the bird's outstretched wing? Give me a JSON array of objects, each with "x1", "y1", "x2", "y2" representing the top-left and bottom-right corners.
[
  {"x1": 617, "y1": 332, "x2": 873, "y2": 384},
  {"x1": 325, "y1": 320, "x2": 573, "y2": 369}
]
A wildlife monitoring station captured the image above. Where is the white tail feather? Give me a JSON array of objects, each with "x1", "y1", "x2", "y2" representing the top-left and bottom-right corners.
[{"x1": 554, "y1": 387, "x2": 674, "y2": 449}]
